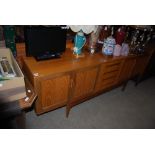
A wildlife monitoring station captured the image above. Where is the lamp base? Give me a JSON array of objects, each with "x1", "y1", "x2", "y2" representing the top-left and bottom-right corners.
[{"x1": 73, "y1": 52, "x2": 85, "y2": 58}]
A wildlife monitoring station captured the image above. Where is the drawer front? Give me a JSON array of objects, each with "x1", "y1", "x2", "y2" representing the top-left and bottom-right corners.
[
  {"x1": 102, "y1": 77, "x2": 115, "y2": 86},
  {"x1": 95, "y1": 76, "x2": 116, "y2": 91},
  {"x1": 104, "y1": 61, "x2": 122, "y2": 72},
  {"x1": 101, "y1": 70, "x2": 118, "y2": 80},
  {"x1": 95, "y1": 60, "x2": 122, "y2": 92}
]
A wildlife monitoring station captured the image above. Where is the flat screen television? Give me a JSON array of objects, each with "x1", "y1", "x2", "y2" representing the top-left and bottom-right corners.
[{"x1": 24, "y1": 26, "x2": 67, "y2": 60}]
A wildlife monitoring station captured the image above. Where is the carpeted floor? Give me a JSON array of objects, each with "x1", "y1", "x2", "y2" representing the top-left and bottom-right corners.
[{"x1": 25, "y1": 77, "x2": 155, "y2": 129}]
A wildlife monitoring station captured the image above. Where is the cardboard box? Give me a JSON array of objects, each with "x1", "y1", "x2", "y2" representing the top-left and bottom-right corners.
[{"x1": 0, "y1": 48, "x2": 26, "y2": 102}]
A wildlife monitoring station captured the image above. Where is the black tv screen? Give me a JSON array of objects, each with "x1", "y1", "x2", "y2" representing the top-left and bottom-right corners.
[{"x1": 24, "y1": 26, "x2": 67, "y2": 60}]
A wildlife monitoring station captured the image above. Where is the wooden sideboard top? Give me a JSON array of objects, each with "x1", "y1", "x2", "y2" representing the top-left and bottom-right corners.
[
  {"x1": 23, "y1": 47, "x2": 137, "y2": 78},
  {"x1": 22, "y1": 40, "x2": 154, "y2": 78}
]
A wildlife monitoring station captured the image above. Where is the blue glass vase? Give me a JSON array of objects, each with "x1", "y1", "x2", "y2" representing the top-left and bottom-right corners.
[{"x1": 74, "y1": 31, "x2": 86, "y2": 55}]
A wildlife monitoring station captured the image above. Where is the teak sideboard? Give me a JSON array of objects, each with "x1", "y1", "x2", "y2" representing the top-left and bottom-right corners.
[{"x1": 22, "y1": 45, "x2": 153, "y2": 116}]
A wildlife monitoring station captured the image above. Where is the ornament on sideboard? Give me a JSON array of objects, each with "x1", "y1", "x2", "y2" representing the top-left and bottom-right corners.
[
  {"x1": 69, "y1": 25, "x2": 154, "y2": 57},
  {"x1": 98, "y1": 26, "x2": 111, "y2": 43},
  {"x1": 121, "y1": 43, "x2": 129, "y2": 56},
  {"x1": 124, "y1": 26, "x2": 130, "y2": 43},
  {"x1": 113, "y1": 44, "x2": 122, "y2": 56},
  {"x1": 115, "y1": 26, "x2": 126, "y2": 45},
  {"x1": 88, "y1": 26, "x2": 102, "y2": 54},
  {"x1": 102, "y1": 27, "x2": 116, "y2": 56},
  {"x1": 74, "y1": 31, "x2": 86, "y2": 55},
  {"x1": 69, "y1": 25, "x2": 98, "y2": 56},
  {"x1": 128, "y1": 26, "x2": 154, "y2": 55}
]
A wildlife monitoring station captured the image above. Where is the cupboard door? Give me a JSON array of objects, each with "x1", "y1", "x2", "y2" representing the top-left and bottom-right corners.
[
  {"x1": 72, "y1": 67, "x2": 98, "y2": 101},
  {"x1": 119, "y1": 58, "x2": 136, "y2": 83},
  {"x1": 132, "y1": 56, "x2": 148, "y2": 77},
  {"x1": 40, "y1": 75, "x2": 70, "y2": 111}
]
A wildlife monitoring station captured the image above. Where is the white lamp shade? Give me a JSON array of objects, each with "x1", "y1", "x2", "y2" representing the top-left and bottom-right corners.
[{"x1": 69, "y1": 25, "x2": 98, "y2": 34}]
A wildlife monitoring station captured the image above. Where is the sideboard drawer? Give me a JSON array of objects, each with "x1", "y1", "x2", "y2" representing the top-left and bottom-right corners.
[
  {"x1": 104, "y1": 61, "x2": 122, "y2": 72},
  {"x1": 95, "y1": 60, "x2": 123, "y2": 92}
]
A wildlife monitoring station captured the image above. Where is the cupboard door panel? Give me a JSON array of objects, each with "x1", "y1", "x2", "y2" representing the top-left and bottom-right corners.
[
  {"x1": 132, "y1": 56, "x2": 147, "y2": 77},
  {"x1": 40, "y1": 75, "x2": 70, "y2": 109},
  {"x1": 119, "y1": 58, "x2": 136, "y2": 83},
  {"x1": 72, "y1": 67, "x2": 98, "y2": 100}
]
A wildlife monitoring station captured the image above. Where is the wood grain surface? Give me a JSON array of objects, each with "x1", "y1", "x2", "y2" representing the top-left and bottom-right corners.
[{"x1": 22, "y1": 41, "x2": 151, "y2": 115}]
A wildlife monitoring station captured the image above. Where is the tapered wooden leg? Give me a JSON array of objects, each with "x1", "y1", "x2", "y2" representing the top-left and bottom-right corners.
[
  {"x1": 135, "y1": 75, "x2": 141, "y2": 86},
  {"x1": 122, "y1": 81, "x2": 128, "y2": 91},
  {"x1": 66, "y1": 106, "x2": 71, "y2": 118}
]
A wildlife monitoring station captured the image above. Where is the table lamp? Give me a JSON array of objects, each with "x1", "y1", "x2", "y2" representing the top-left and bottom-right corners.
[{"x1": 69, "y1": 25, "x2": 98, "y2": 55}]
